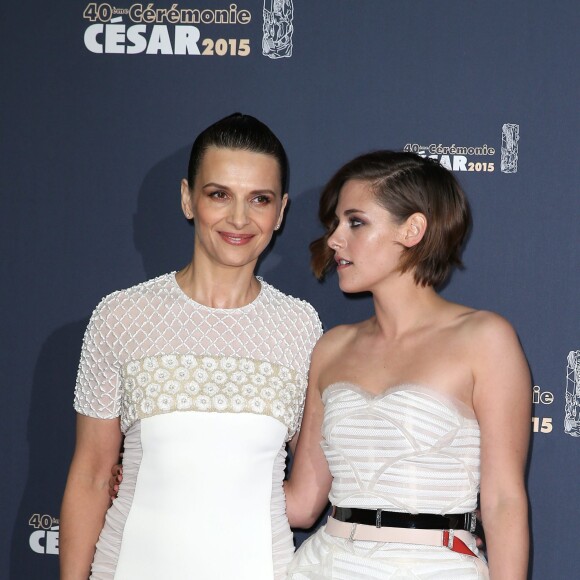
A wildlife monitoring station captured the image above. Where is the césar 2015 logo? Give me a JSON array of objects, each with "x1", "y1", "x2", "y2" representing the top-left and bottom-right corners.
[
  {"x1": 532, "y1": 385, "x2": 554, "y2": 435},
  {"x1": 28, "y1": 513, "x2": 59, "y2": 555},
  {"x1": 82, "y1": 3, "x2": 252, "y2": 56}
]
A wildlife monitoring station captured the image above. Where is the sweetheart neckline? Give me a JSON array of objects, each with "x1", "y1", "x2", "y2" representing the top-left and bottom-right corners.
[{"x1": 320, "y1": 382, "x2": 477, "y2": 420}]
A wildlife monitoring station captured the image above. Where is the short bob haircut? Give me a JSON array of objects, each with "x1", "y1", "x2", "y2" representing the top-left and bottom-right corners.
[
  {"x1": 186, "y1": 112, "x2": 289, "y2": 193},
  {"x1": 310, "y1": 151, "x2": 471, "y2": 287}
]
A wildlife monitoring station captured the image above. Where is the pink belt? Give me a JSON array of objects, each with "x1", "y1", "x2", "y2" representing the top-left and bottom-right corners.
[{"x1": 324, "y1": 516, "x2": 478, "y2": 557}]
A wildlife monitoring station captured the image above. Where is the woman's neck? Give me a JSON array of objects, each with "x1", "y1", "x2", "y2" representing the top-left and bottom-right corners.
[
  {"x1": 175, "y1": 257, "x2": 261, "y2": 309},
  {"x1": 370, "y1": 274, "x2": 445, "y2": 339}
]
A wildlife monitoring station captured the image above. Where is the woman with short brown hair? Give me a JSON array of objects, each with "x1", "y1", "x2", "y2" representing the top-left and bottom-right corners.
[{"x1": 286, "y1": 151, "x2": 530, "y2": 579}]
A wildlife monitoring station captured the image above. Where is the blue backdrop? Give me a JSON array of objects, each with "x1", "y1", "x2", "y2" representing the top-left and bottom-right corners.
[{"x1": 1, "y1": 1, "x2": 578, "y2": 578}]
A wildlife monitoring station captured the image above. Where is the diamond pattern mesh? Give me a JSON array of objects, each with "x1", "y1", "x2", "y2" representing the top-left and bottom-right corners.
[{"x1": 74, "y1": 273, "x2": 322, "y2": 438}]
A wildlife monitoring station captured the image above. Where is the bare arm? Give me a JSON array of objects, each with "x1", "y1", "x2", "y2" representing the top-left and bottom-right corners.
[
  {"x1": 60, "y1": 415, "x2": 122, "y2": 580},
  {"x1": 284, "y1": 341, "x2": 333, "y2": 529},
  {"x1": 472, "y1": 313, "x2": 531, "y2": 579}
]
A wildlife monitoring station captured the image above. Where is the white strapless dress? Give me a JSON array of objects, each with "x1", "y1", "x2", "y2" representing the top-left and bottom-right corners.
[{"x1": 288, "y1": 384, "x2": 489, "y2": 579}]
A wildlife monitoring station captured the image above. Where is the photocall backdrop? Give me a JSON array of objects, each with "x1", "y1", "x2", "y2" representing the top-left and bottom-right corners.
[{"x1": 1, "y1": 1, "x2": 578, "y2": 578}]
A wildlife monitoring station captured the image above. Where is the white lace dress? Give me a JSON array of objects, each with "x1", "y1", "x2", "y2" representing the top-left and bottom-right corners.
[
  {"x1": 288, "y1": 384, "x2": 489, "y2": 579},
  {"x1": 73, "y1": 273, "x2": 322, "y2": 580}
]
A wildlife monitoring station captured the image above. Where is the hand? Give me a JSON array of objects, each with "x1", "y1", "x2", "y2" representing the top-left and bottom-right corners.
[
  {"x1": 474, "y1": 509, "x2": 486, "y2": 552},
  {"x1": 108, "y1": 461, "x2": 123, "y2": 501}
]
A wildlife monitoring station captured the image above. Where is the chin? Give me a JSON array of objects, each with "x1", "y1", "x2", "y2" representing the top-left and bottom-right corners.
[
  {"x1": 223, "y1": 257, "x2": 258, "y2": 269},
  {"x1": 337, "y1": 280, "x2": 366, "y2": 294},
  {"x1": 218, "y1": 247, "x2": 260, "y2": 265}
]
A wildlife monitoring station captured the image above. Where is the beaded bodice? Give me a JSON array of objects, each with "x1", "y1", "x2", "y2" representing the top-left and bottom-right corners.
[{"x1": 74, "y1": 273, "x2": 322, "y2": 440}]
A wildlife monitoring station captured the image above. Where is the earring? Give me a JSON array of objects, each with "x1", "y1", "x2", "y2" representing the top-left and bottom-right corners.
[{"x1": 274, "y1": 224, "x2": 280, "y2": 231}]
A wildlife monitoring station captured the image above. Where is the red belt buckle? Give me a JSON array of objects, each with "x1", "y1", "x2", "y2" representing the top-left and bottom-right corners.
[{"x1": 442, "y1": 530, "x2": 477, "y2": 557}]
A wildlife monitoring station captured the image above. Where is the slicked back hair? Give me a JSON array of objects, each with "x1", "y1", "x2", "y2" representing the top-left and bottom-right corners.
[{"x1": 186, "y1": 113, "x2": 288, "y2": 193}]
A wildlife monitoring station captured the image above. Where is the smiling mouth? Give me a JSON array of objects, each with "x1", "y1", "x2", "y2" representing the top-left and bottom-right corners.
[
  {"x1": 335, "y1": 257, "x2": 353, "y2": 269},
  {"x1": 219, "y1": 232, "x2": 256, "y2": 246}
]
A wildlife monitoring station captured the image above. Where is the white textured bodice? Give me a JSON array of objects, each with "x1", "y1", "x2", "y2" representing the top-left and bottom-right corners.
[
  {"x1": 74, "y1": 273, "x2": 322, "y2": 440},
  {"x1": 322, "y1": 384, "x2": 481, "y2": 514}
]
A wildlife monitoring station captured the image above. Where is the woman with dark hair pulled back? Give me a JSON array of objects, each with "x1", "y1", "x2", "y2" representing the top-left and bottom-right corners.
[{"x1": 60, "y1": 113, "x2": 322, "y2": 579}]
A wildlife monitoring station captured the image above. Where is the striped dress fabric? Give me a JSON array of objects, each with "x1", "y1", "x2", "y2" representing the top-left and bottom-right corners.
[{"x1": 288, "y1": 383, "x2": 489, "y2": 579}]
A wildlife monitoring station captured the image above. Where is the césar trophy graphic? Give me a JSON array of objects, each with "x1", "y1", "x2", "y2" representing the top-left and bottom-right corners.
[
  {"x1": 263, "y1": 0, "x2": 293, "y2": 59},
  {"x1": 500, "y1": 123, "x2": 520, "y2": 173},
  {"x1": 564, "y1": 350, "x2": 580, "y2": 436}
]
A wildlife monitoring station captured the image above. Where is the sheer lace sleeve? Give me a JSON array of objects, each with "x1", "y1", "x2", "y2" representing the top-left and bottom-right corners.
[{"x1": 73, "y1": 295, "x2": 122, "y2": 419}]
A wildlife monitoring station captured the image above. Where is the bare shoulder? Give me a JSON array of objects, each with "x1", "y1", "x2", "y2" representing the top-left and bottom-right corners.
[
  {"x1": 310, "y1": 322, "x2": 360, "y2": 370},
  {"x1": 459, "y1": 309, "x2": 521, "y2": 351},
  {"x1": 313, "y1": 324, "x2": 358, "y2": 356},
  {"x1": 461, "y1": 310, "x2": 530, "y2": 398}
]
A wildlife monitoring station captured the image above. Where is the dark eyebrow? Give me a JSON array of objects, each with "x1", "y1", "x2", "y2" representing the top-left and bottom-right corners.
[
  {"x1": 202, "y1": 182, "x2": 230, "y2": 190},
  {"x1": 202, "y1": 182, "x2": 278, "y2": 196},
  {"x1": 334, "y1": 208, "x2": 366, "y2": 219}
]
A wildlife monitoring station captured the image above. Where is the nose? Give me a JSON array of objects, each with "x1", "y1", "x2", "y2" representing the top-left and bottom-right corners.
[
  {"x1": 227, "y1": 199, "x2": 250, "y2": 229},
  {"x1": 327, "y1": 228, "x2": 343, "y2": 251}
]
